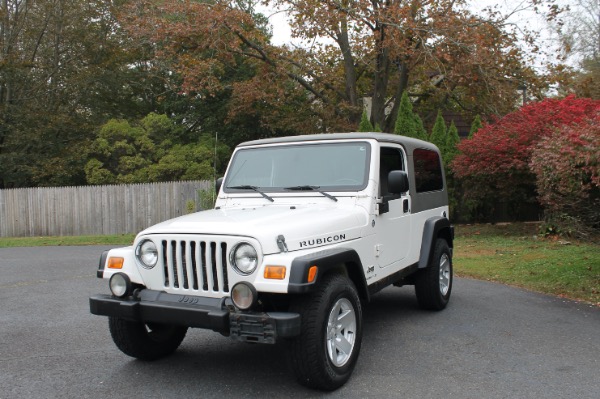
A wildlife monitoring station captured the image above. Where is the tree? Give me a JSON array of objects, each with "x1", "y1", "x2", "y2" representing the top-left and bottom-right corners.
[
  {"x1": 413, "y1": 114, "x2": 427, "y2": 141},
  {"x1": 445, "y1": 121, "x2": 460, "y2": 167},
  {"x1": 123, "y1": 0, "x2": 563, "y2": 134},
  {"x1": 469, "y1": 115, "x2": 483, "y2": 138},
  {"x1": 394, "y1": 91, "x2": 417, "y2": 138},
  {"x1": 0, "y1": 0, "x2": 160, "y2": 188},
  {"x1": 85, "y1": 114, "x2": 230, "y2": 184},
  {"x1": 429, "y1": 111, "x2": 447, "y2": 152},
  {"x1": 551, "y1": 0, "x2": 600, "y2": 99},
  {"x1": 530, "y1": 119, "x2": 600, "y2": 238},
  {"x1": 358, "y1": 109, "x2": 374, "y2": 132},
  {"x1": 452, "y1": 95, "x2": 600, "y2": 220}
]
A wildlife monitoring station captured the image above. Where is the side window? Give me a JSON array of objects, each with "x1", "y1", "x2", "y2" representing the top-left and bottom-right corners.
[
  {"x1": 379, "y1": 147, "x2": 405, "y2": 196},
  {"x1": 413, "y1": 149, "x2": 443, "y2": 193}
]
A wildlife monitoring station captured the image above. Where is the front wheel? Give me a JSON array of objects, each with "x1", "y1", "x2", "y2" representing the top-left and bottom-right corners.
[
  {"x1": 108, "y1": 317, "x2": 188, "y2": 361},
  {"x1": 288, "y1": 273, "x2": 363, "y2": 391},
  {"x1": 414, "y1": 239, "x2": 453, "y2": 310}
]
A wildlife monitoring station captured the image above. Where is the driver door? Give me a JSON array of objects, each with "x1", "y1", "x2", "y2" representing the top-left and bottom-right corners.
[{"x1": 376, "y1": 145, "x2": 411, "y2": 268}]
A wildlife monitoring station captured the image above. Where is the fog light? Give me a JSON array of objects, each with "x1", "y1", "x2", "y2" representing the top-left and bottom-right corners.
[
  {"x1": 231, "y1": 282, "x2": 257, "y2": 310},
  {"x1": 109, "y1": 273, "x2": 131, "y2": 298}
]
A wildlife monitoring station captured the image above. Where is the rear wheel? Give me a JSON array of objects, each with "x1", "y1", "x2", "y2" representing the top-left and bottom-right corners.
[
  {"x1": 414, "y1": 239, "x2": 453, "y2": 310},
  {"x1": 288, "y1": 273, "x2": 363, "y2": 391},
  {"x1": 108, "y1": 317, "x2": 188, "y2": 360}
]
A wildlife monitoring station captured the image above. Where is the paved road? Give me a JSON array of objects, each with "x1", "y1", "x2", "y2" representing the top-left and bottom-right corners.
[{"x1": 1, "y1": 246, "x2": 598, "y2": 399}]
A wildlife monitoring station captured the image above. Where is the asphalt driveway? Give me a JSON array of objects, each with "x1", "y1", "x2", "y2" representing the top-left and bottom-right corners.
[{"x1": 0, "y1": 246, "x2": 598, "y2": 398}]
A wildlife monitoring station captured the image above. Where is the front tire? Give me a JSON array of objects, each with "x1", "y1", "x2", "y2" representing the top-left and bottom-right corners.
[
  {"x1": 288, "y1": 273, "x2": 363, "y2": 391},
  {"x1": 414, "y1": 238, "x2": 453, "y2": 310},
  {"x1": 108, "y1": 317, "x2": 188, "y2": 360}
]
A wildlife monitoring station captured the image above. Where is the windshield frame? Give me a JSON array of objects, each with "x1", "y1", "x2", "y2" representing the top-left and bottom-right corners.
[{"x1": 223, "y1": 140, "x2": 372, "y2": 193}]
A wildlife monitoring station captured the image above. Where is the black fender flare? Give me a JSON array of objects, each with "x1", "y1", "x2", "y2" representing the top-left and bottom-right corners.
[
  {"x1": 418, "y1": 217, "x2": 454, "y2": 269},
  {"x1": 287, "y1": 247, "x2": 369, "y2": 301}
]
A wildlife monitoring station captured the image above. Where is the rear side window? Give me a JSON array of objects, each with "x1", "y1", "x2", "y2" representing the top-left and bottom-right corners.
[{"x1": 413, "y1": 149, "x2": 443, "y2": 193}]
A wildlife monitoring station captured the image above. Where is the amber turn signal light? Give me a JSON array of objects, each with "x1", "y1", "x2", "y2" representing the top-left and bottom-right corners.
[
  {"x1": 264, "y1": 265, "x2": 286, "y2": 280},
  {"x1": 307, "y1": 265, "x2": 318, "y2": 283},
  {"x1": 107, "y1": 257, "x2": 124, "y2": 269}
]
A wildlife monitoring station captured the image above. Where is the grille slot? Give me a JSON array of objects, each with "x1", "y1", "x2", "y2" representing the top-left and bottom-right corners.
[{"x1": 162, "y1": 240, "x2": 229, "y2": 293}]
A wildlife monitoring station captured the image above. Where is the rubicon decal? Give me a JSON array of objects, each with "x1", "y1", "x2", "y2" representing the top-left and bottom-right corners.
[{"x1": 299, "y1": 234, "x2": 346, "y2": 248}]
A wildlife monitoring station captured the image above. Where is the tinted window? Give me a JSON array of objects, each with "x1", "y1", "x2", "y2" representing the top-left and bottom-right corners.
[
  {"x1": 380, "y1": 147, "x2": 405, "y2": 196},
  {"x1": 413, "y1": 149, "x2": 443, "y2": 193}
]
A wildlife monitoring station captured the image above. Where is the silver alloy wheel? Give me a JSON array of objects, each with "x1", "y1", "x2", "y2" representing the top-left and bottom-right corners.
[
  {"x1": 326, "y1": 297, "x2": 357, "y2": 367},
  {"x1": 439, "y1": 253, "x2": 451, "y2": 296}
]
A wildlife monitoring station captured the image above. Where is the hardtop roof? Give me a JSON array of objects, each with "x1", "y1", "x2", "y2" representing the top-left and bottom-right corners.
[{"x1": 238, "y1": 132, "x2": 440, "y2": 154}]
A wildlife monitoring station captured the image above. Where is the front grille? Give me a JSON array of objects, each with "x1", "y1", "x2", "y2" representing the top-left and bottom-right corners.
[{"x1": 161, "y1": 239, "x2": 229, "y2": 294}]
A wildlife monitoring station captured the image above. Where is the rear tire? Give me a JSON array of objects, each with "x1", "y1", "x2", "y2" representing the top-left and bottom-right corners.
[
  {"x1": 287, "y1": 273, "x2": 363, "y2": 391},
  {"x1": 414, "y1": 239, "x2": 453, "y2": 310},
  {"x1": 108, "y1": 317, "x2": 188, "y2": 360}
]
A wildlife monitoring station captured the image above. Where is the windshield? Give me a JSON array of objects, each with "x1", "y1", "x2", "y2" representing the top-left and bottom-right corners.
[{"x1": 224, "y1": 141, "x2": 371, "y2": 192}]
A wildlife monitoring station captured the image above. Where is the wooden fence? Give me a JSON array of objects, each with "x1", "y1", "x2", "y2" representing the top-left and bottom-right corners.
[{"x1": 0, "y1": 180, "x2": 212, "y2": 237}]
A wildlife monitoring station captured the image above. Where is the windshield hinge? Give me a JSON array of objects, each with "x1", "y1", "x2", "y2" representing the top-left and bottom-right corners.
[{"x1": 277, "y1": 235, "x2": 288, "y2": 253}]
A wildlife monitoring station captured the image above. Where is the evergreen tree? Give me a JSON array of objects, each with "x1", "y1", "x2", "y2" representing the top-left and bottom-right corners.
[
  {"x1": 445, "y1": 121, "x2": 460, "y2": 166},
  {"x1": 469, "y1": 115, "x2": 483, "y2": 138},
  {"x1": 430, "y1": 111, "x2": 447, "y2": 152},
  {"x1": 374, "y1": 123, "x2": 382, "y2": 132},
  {"x1": 394, "y1": 91, "x2": 417, "y2": 137},
  {"x1": 413, "y1": 114, "x2": 428, "y2": 140},
  {"x1": 358, "y1": 109, "x2": 374, "y2": 131}
]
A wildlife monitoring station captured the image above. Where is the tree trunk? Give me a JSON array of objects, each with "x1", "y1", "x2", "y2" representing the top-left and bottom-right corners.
[
  {"x1": 384, "y1": 62, "x2": 410, "y2": 132},
  {"x1": 371, "y1": 25, "x2": 390, "y2": 129}
]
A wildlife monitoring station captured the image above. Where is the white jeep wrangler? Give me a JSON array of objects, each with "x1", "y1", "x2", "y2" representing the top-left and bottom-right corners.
[{"x1": 90, "y1": 133, "x2": 454, "y2": 390}]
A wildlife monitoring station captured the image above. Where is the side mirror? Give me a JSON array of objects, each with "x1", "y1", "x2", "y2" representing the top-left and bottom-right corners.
[
  {"x1": 388, "y1": 170, "x2": 409, "y2": 194},
  {"x1": 215, "y1": 177, "x2": 223, "y2": 194}
]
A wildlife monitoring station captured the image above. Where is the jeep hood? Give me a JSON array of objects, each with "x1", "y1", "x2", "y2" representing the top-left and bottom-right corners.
[{"x1": 139, "y1": 204, "x2": 367, "y2": 254}]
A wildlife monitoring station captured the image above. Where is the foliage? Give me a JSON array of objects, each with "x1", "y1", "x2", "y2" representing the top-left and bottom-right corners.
[
  {"x1": 121, "y1": 0, "x2": 563, "y2": 134},
  {"x1": 469, "y1": 115, "x2": 483, "y2": 138},
  {"x1": 550, "y1": 0, "x2": 600, "y2": 99},
  {"x1": 86, "y1": 114, "x2": 230, "y2": 184},
  {"x1": 414, "y1": 114, "x2": 427, "y2": 141},
  {"x1": 358, "y1": 109, "x2": 374, "y2": 132},
  {"x1": 530, "y1": 119, "x2": 600, "y2": 238},
  {"x1": 0, "y1": 0, "x2": 157, "y2": 188},
  {"x1": 394, "y1": 91, "x2": 425, "y2": 139},
  {"x1": 444, "y1": 121, "x2": 460, "y2": 167},
  {"x1": 199, "y1": 188, "x2": 217, "y2": 211},
  {"x1": 452, "y1": 96, "x2": 600, "y2": 220},
  {"x1": 429, "y1": 111, "x2": 447, "y2": 151}
]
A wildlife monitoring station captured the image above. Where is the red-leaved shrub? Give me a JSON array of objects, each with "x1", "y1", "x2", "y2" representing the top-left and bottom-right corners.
[
  {"x1": 530, "y1": 119, "x2": 600, "y2": 237},
  {"x1": 452, "y1": 96, "x2": 600, "y2": 221}
]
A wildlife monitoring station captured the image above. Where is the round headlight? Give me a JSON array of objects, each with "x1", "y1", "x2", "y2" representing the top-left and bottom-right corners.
[
  {"x1": 230, "y1": 242, "x2": 258, "y2": 275},
  {"x1": 136, "y1": 239, "x2": 158, "y2": 269},
  {"x1": 109, "y1": 273, "x2": 131, "y2": 298}
]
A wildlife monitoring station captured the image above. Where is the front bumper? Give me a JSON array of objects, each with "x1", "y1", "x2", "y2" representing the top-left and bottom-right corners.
[{"x1": 89, "y1": 289, "x2": 301, "y2": 344}]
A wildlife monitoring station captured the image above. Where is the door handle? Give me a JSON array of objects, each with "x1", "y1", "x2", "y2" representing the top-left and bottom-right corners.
[{"x1": 403, "y1": 199, "x2": 409, "y2": 213}]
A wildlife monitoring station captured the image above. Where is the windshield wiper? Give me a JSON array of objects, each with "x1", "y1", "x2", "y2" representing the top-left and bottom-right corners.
[
  {"x1": 227, "y1": 185, "x2": 274, "y2": 202},
  {"x1": 284, "y1": 185, "x2": 338, "y2": 202}
]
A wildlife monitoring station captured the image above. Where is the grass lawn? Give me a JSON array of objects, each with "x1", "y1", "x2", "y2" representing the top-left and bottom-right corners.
[
  {"x1": 455, "y1": 223, "x2": 600, "y2": 306},
  {"x1": 0, "y1": 234, "x2": 135, "y2": 248},
  {"x1": 1, "y1": 223, "x2": 598, "y2": 306}
]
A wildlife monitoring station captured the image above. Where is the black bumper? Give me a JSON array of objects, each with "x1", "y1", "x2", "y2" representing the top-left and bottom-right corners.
[{"x1": 89, "y1": 289, "x2": 301, "y2": 344}]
